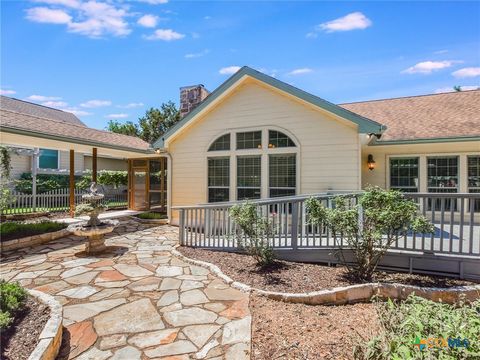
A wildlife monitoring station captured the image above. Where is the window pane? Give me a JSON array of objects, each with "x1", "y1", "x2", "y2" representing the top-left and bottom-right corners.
[
  {"x1": 390, "y1": 157, "x2": 419, "y2": 191},
  {"x1": 132, "y1": 159, "x2": 147, "y2": 167},
  {"x1": 39, "y1": 149, "x2": 58, "y2": 169},
  {"x1": 427, "y1": 156, "x2": 458, "y2": 191},
  {"x1": 236, "y1": 131, "x2": 262, "y2": 150},
  {"x1": 269, "y1": 154, "x2": 296, "y2": 198},
  {"x1": 208, "y1": 134, "x2": 231, "y2": 151},
  {"x1": 237, "y1": 156, "x2": 261, "y2": 200},
  {"x1": 468, "y1": 156, "x2": 480, "y2": 212},
  {"x1": 268, "y1": 130, "x2": 295, "y2": 148},
  {"x1": 208, "y1": 157, "x2": 229, "y2": 203},
  {"x1": 209, "y1": 188, "x2": 229, "y2": 203}
]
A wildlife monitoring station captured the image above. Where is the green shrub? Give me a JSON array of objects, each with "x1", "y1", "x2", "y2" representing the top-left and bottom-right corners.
[
  {"x1": 77, "y1": 170, "x2": 128, "y2": 189},
  {"x1": 229, "y1": 202, "x2": 275, "y2": 266},
  {"x1": 14, "y1": 173, "x2": 84, "y2": 194},
  {"x1": 0, "y1": 221, "x2": 67, "y2": 242},
  {"x1": 0, "y1": 281, "x2": 27, "y2": 330},
  {"x1": 305, "y1": 187, "x2": 434, "y2": 281},
  {"x1": 356, "y1": 295, "x2": 480, "y2": 359},
  {"x1": 136, "y1": 212, "x2": 167, "y2": 220}
]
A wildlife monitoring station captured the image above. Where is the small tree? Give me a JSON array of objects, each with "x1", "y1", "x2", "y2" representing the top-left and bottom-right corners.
[
  {"x1": 229, "y1": 202, "x2": 275, "y2": 266},
  {"x1": 305, "y1": 187, "x2": 434, "y2": 281}
]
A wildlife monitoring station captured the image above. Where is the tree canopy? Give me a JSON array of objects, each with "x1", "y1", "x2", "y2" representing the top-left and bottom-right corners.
[{"x1": 106, "y1": 101, "x2": 180, "y2": 144}]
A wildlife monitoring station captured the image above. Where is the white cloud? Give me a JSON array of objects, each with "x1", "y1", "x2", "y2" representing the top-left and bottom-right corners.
[
  {"x1": 219, "y1": 66, "x2": 241, "y2": 75},
  {"x1": 144, "y1": 28, "x2": 185, "y2": 41},
  {"x1": 41, "y1": 101, "x2": 68, "y2": 107},
  {"x1": 27, "y1": 94, "x2": 62, "y2": 101},
  {"x1": 435, "y1": 85, "x2": 479, "y2": 93},
  {"x1": 0, "y1": 89, "x2": 16, "y2": 95},
  {"x1": 137, "y1": 0, "x2": 168, "y2": 4},
  {"x1": 288, "y1": 68, "x2": 313, "y2": 75},
  {"x1": 434, "y1": 49, "x2": 448, "y2": 55},
  {"x1": 402, "y1": 60, "x2": 456, "y2": 74},
  {"x1": 185, "y1": 49, "x2": 209, "y2": 59},
  {"x1": 317, "y1": 12, "x2": 372, "y2": 33},
  {"x1": 306, "y1": 32, "x2": 318, "y2": 39},
  {"x1": 60, "y1": 107, "x2": 92, "y2": 116},
  {"x1": 118, "y1": 102, "x2": 144, "y2": 108},
  {"x1": 80, "y1": 99, "x2": 112, "y2": 108},
  {"x1": 105, "y1": 113, "x2": 129, "y2": 119},
  {"x1": 137, "y1": 14, "x2": 159, "y2": 28},
  {"x1": 452, "y1": 67, "x2": 480, "y2": 78},
  {"x1": 26, "y1": 7, "x2": 72, "y2": 24},
  {"x1": 26, "y1": 1, "x2": 132, "y2": 38}
]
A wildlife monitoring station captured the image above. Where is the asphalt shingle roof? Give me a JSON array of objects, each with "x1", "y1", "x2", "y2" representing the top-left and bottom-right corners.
[
  {"x1": 0, "y1": 96, "x2": 86, "y2": 127},
  {"x1": 340, "y1": 90, "x2": 480, "y2": 142}
]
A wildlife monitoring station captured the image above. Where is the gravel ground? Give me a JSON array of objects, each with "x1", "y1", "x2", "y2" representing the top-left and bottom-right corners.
[
  {"x1": 1, "y1": 297, "x2": 50, "y2": 360},
  {"x1": 177, "y1": 247, "x2": 476, "y2": 292},
  {"x1": 250, "y1": 295, "x2": 381, "y2": 359}
]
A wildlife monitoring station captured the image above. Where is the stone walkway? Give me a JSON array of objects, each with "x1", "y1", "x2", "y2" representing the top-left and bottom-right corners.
[{"x1": 0, "y1": 219, "x2": 251, "y2": 359}]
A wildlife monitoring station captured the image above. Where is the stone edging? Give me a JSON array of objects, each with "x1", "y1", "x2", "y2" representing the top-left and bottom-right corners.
[
  {"x1": 172, "y1": 248, "x2": 480, "y2": 305},
  {"x1": 27, "y1": 289, "x2": 63, "y2": 360},
  {"x1": 129, "y1": 216, "x2": 169, "y2": 225},
  {"x1": 1, "y1": 229, "x2": 71, "y2": 252}
]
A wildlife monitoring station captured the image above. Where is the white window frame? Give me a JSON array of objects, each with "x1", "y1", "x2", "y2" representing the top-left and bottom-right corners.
[{"x1": 37, "y1": 148, "x2": 60, "y2": 170}]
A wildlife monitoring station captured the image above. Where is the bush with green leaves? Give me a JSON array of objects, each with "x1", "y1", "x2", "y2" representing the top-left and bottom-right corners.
[
  {"x1": 229, "y1": 202, "x2": 275, "y2": 266},
  {"x1": 355, "y1": 295, "x2": 480, "y2": 359},
  {"x1": 0, "y1": 221, "x2": 67, "y2": 242},
  {"x1": 0, "y1": 281, "x2": 27, "y2": 330},
  {"x1": 77, "y1": 170, "x2": 128, "y2": 189},
  {"x1": 14, "y1": 173, "x2": 84, "y2": 194},
  {"x1": 305, "y1": 187, "x2": 434, "y2": 281}
]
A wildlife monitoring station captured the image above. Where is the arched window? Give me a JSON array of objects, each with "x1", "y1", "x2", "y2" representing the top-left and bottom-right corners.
[
  {"x1": 208, "y1": 134, "x2": 230, "y2": 151},
  {"x1": 268, "y1": 130, "x2": 296, "y2": 148}
]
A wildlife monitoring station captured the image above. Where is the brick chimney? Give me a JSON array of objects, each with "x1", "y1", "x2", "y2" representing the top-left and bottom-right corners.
[{"x1": 179, "y1": 84, "x2": 210, "y2": 118}]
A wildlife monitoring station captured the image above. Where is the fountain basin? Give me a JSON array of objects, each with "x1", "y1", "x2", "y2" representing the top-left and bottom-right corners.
[{"x1": 68, "y1": 219, "x2": 118, "y2": 254}]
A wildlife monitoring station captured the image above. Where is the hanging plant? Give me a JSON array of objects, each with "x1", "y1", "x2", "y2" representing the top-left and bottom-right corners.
[{"x1": 0, "y1": 146, "x2": 11, "y2": 179}]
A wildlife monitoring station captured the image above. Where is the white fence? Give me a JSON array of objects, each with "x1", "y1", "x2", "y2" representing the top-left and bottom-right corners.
[{"x1": 2, "y1": 187, "x2": 128, "y2": 215}]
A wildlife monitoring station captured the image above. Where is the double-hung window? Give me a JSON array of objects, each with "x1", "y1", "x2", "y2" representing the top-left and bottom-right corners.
[
  {"x1": 389, "y1": 157, "x2": 419, "y2": 192},
  {"x1": 427, "y1": 156, "x2": 458, "y2": 210},
  {"x1": 237, "y1": 156, "x2": 261, "y2": 200},
  {"x1": 269, "y1": 154, "x2": 296, "y2": 197},
  {"x1": 208, "y1": 157, "x2": 230, "y2": 203},
  {"x1": 468, "y1": 156, "x2": 480, "y2": 212}
]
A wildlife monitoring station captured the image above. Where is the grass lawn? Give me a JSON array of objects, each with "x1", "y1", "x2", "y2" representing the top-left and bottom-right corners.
[
  {"x1": 0, "y1": 221, "x2": 67, "y2": 242},
  {"x1": 136, "y1": 212, "x2": 168, "y2": 220}
]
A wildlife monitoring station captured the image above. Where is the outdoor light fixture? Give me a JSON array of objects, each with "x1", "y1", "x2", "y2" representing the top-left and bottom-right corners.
[
  {"x1": 367, "y1": 154, "x2": 376, "y2": 171},
  {"x1": 155, "y1": 149, "x2": 161, "y2": 154}
]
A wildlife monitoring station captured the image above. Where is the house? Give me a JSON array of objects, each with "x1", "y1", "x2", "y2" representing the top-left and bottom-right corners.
[{"x1": 152, "y1": 67, "x2": 479, "y2": 224}]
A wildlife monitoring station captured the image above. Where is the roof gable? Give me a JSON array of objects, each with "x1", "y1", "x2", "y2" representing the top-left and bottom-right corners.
[{"x1": 153, "y1": 66, "x2": 384, "y2": 148}]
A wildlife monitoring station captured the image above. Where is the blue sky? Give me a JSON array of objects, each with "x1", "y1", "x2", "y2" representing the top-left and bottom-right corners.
[{"x1": 1, "y1": 0, "x2": 479, "y2": 129}]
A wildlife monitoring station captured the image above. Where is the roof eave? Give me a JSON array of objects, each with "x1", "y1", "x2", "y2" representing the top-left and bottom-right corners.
[
  {"x1": 152, "y1": 66, "x2": 384, "y2": 148},
  {"x1": 370, "y1": 135, "x2": 480, "y2": 146},
  {"x1": 1, "y1": 126, "x2": 154, "y2": 154}
]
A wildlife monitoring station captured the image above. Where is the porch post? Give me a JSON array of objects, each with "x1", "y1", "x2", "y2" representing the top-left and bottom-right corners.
[
  {"x1": 69, "y1": 149, "x2": 75, "y2": 217},
  {"x1": 92, "y1": 147, "x2": 98, "y2": 183},
  {"x1": 32, "y1": 148, "x2": 39, "y2": 212}
]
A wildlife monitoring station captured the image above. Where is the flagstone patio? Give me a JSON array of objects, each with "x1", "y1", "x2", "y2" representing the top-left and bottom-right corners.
[{"x1": 0, "y1": 219, "x2": 251, "y2": 359}]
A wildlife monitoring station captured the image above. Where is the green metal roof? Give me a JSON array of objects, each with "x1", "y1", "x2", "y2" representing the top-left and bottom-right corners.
[{"x1": 153, "y1": 66, "x2": 385, "y2": 148}]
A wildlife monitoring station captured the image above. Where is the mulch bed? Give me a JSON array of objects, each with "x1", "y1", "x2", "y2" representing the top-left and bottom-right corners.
[
  {"x1": 251, "y1": 295, "x2": 381, "y2": 359},
  {"x1": 1, "y1": 297, "x2": 51, "y2": 360},
  {"x1": 177, "y1": 247, "x2": 477, "y2": 293}
]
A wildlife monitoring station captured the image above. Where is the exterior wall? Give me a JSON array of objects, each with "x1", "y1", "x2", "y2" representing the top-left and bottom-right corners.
[
  {"x1": 84, "y1": 156, "x2": 127, "y2": 171},
  {"x1": 362, "y1": 141, "x2": 480, "y2": 191},
  {"x1": 169, "y1": 79, "x2": 361, "y2": 223},
  {"x1": 10, "y1": 153, "x2": 31, "y2": 179},
  {"x1": 59, "y1": 150, "x2": 84, "y2": 173}
]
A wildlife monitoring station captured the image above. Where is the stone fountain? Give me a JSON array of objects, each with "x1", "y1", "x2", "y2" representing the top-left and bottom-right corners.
[{"x1": 68, "y1": 182, "x2": 118, "y2": 255}]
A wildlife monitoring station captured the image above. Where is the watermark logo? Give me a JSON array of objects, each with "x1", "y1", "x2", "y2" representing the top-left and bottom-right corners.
[{"x1": 412, "y1": 336, "x2": 470, "y2": 350}]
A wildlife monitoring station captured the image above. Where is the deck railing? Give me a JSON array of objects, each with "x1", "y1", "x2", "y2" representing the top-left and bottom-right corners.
[{"x1": 175, "y1": 192, "x2": 480, "y2": 257}]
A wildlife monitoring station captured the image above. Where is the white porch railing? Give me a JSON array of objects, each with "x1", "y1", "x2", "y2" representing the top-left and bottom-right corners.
[
  {"x1": 2, "y1": 187, "x2": 128, "y2": 215},
  {"x1": 176, "y1": 192, "x2": 480, "y2": 257}
]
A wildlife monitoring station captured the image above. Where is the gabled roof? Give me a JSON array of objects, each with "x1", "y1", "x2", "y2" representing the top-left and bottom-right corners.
[
  {"x1": 0, "y1": 96, "x2": 86, "y2": 127},
  {"x1": 153, "y1": 66, "x2": 384, "y2": 148},
  {"x1": 340, "y1": 90, "x2": 480, "y2": 143},
  {"x1": 1, "y1": 108, "x2": 152, "y2": 153}
]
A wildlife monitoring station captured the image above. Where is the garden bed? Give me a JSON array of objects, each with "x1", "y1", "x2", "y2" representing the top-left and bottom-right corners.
[
  {"x1": 251, "y1": 295, "x2": 381, "y2": 359},
  {"x1": 177, "y1": 247, "x2": 477, "y2": 293},
  {"x1": 0, "y1": 221, "x2": 68, "y2": 242}
]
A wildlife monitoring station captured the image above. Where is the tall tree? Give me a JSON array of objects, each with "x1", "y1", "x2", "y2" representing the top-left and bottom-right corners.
[{"x1": 106, "y1": 101, "x2": 180, "y2": 144}]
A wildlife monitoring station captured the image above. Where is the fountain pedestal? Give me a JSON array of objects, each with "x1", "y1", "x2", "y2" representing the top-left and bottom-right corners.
[{"x1": 67, "y1": 182, "x2": 118, "y2": 255}]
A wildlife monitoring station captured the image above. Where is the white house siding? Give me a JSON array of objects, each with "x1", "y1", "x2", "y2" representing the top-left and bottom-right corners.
[
  {"x1": 10, "y1": 153, "x2": 31, "y2": 179},
  {"x1": 362, "y1": 140, "x2": 480, "y2": 192},
  {"x1": 84, "y1": 156, "x2": 127, "y2": 171},
  {"x1": 59, "y1": 150, "x2": 84, "y2": 173},
  {"x1": 169, "y1": 79, "x2": 361, "y2": 223}
]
